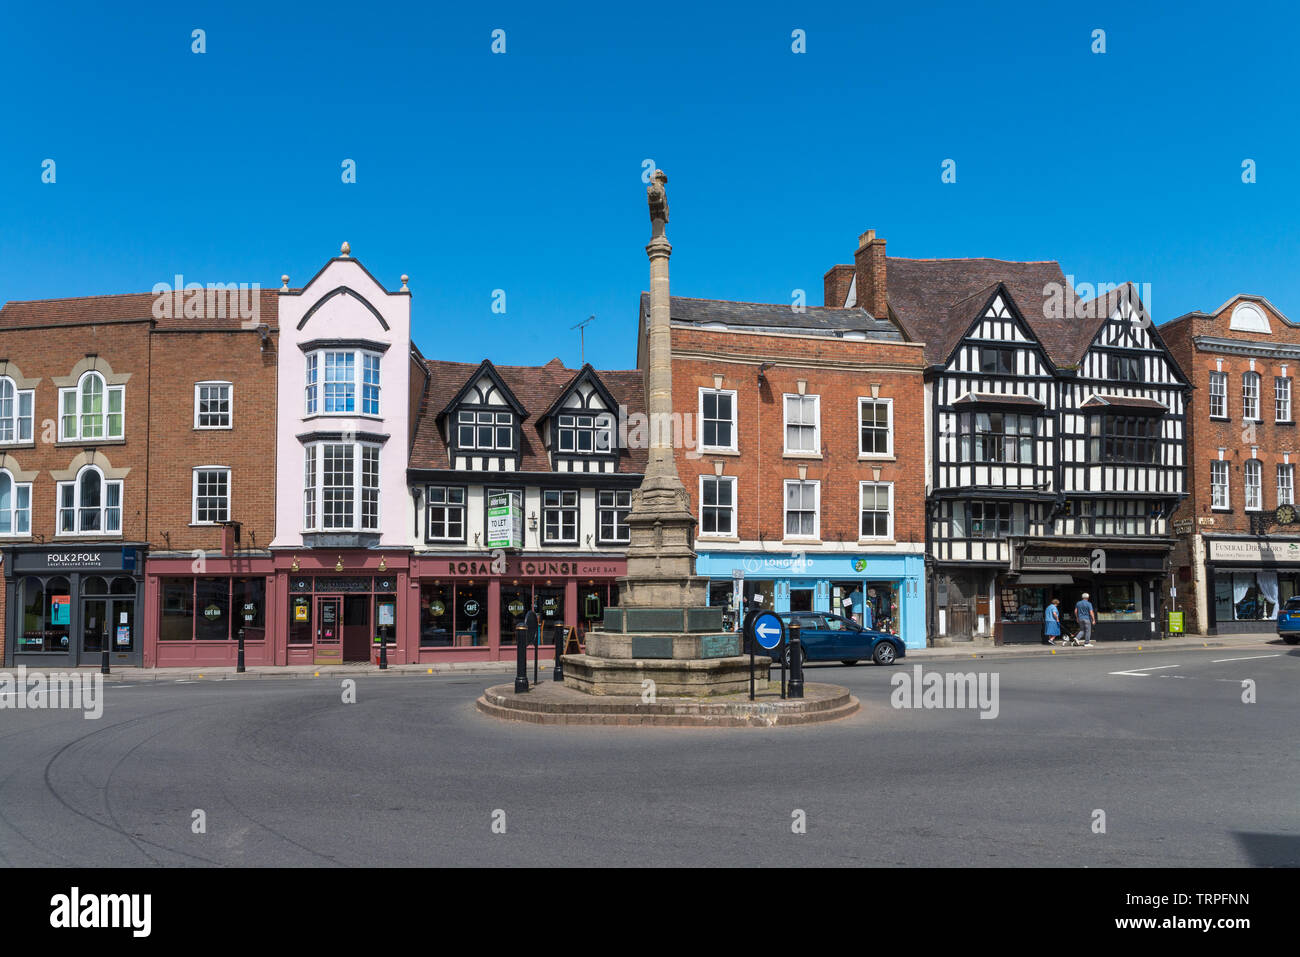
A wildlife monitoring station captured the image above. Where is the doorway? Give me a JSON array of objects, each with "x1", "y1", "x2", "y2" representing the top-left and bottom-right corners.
[
  {"x1": 790, "y1": 587, "x2": 814, "y2": 612},
  {"x1": 315, "y1": 595, "x2": 342, "y2": 662},
  {"x1": 342, "y1": 594, "x2": 371, "y2": 662},
  {"x1": 80, "y1": 580, "x2": 135, "y2": 665}
]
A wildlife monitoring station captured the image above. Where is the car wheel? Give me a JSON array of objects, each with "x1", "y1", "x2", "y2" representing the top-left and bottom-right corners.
[
  {"x1": 840, "y1": 659, "x2": 859, "y2": 666},
  {"x1": 1285, "y1": 636, "x2": 1300, "y2": 645},
  {"x1": 784, "y1": 646, "x2": 807, "y2": 669},
  {"x1": 873, "y1": 641, "x2": 898, "y2": 666}
]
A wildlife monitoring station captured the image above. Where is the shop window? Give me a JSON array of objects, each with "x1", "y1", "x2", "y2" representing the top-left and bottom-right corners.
[
  {"x1": 499, "y1": 584, "x2": 529, "y2": 647},
  {"x1": 195, "y1": 578, "x2": 232, "y2": 640},
  {"x1": 1097, "y1": 582, "x2": 1141, "y2": 621},
  {"x1": 18, "y1": 576, "x2": 71, "y2": 653},
  {"x1": 0, "y1": 377, "x2": 34, "y2": 444},
  {"x1": 1225, "y1": 572, "x2": 1277, "y2": 621},
  {"x1": 289, "y1": 595, "x2": 313, "y2": 644},
  {"x1": 233, "y1": 577, "x2": 266, "y2": 640},
  {"x1": 743, "y1": 580, "x2": 776, "y2": 612},
  {"x1": 830, "y1": 582, "x2": 865, "y2": 625},
  {"x1": 420, "y1": 583, "x2": 453, "y2": 647},
  {"x1": 1001, "y1": 586, "x2": 1048, "y2": 624},
  {"x1": 455, "y1": 583, "x2": 489, "y2": 646},
  {"x1": 160, "y1": 578, "x2": 195, "y2": 640}
]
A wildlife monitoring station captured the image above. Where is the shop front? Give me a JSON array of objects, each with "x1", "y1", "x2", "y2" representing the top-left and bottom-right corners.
[
  {"x1": 274, "y1": 551, "x2": 409, "y2": 666},
  {"x1": 1203, "y1": 536, "x2": 1300, "y2": 635},
  {"x1": 3, "y1": 543, "x2": 148, "y2": 668},
  {"x1": 411, "y1": 555, "x2": 626, "y2": 662},
  {"x1": 695, "y1": 550, "x2": 926, "y2": 651},
  {"x1": 145, "y1": 555, "x2": 276, "y2": 667},
  {"x1": 1003, "y1": 541, "x2": 1172, "y2": 643}
]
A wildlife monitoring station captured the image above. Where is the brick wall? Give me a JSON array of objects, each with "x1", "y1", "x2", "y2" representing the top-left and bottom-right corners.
[
  {"x1": 146, "y1": 330, "x2": 278, "y2": 552},
  {"x1": 669, "y1": 325, "x2": 926, "y2": 546}
]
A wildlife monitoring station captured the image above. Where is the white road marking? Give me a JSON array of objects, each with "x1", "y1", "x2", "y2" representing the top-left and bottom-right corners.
[
  {"x1": 1108, "y1": 664, "x2": 1181, "y2": 677},
  {"x1": 1210, "y1": 654, "x2": 1280, "y2": 663}
]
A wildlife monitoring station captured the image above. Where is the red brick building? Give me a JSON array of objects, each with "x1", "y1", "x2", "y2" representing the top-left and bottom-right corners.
[
  {"x1": 653, "y1": 293, "x2": 929, "y2": 649},
  {"x1": 0, "y1": 288, "x2": 279, "y2": 666},
  {"x1": 1163, "y1": 296, "x2": 1300, "y2": 636}
]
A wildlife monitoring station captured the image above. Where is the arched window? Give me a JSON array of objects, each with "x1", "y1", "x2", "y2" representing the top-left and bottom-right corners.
[
  {"x1": 111, "y1": 576, "x2": 136, "y2": 595},
  {"x1": 57, "y1": 465, "x2": 122, "y2": 535},
  {"x1": 0, "y1": 468, "x2": 32, "y2": 535},
  {"x1": 83, "y1": 576, "x2": 109, "y2": 595},
  {"x1": 0, "y1": 377, "x2": 34, "y2": 444},
  {"x1": 59, "y1": 372, "x2": 124, "y2": 442}
]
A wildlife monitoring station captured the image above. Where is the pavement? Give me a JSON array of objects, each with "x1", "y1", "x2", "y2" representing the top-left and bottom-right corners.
[
  {"x1": 2, "y1": 632, "x2": 1275, "y2": 682},
  {"x1": 1, "y1": 640, "x2": 1296, "y2": 866}
]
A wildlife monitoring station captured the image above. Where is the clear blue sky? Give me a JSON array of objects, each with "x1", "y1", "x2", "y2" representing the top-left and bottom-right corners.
[{"x1": 2, "y1": 0, "x2": 1297, "y2": 370}]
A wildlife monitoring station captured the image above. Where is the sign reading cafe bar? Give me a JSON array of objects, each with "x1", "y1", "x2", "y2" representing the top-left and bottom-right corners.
[{"x1": 486, "y1": 491, "x2": 524, "y2": 550}]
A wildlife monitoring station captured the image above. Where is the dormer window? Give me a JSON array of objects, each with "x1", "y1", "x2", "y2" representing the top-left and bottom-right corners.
[
  {"x1": 304, "y1": 349, "x2": 382, "y2": 417},
  {"x1": 557, "y1": 413, "x2": 613, "y2": 454},
  {"x1": 458, "y1": 410, "x2": 513, "y2": 450}
]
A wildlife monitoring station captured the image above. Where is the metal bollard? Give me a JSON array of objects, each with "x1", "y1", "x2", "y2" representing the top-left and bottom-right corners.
[
  {"x1": 237, "y1": 627, "x2": 246, "y2": 673},
  {"x1": 101, "y1": 646, "x2": 110, "y2": 676},
  {"x1": 514, "y1": 625, "x2": 530, "y2": 693},
  {"x1": 378, "y1": 625, "x2": 388, "y2": 670},
  {"x1": 788, "y1": 627, "x2": 804, "y2": 699},
  {"x1": 553, "y1": 625, "x2": 564, "y2": 681}
]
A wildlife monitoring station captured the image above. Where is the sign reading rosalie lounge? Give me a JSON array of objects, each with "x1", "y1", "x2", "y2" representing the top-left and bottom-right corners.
[{"x1": 435, "y1": 558, "x2": 623, "y2": 578}]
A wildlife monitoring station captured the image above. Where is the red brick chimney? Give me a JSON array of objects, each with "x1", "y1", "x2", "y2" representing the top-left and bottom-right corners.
[
  {"x1": 823, "y1": 264, "x2": 855, "y2": 307},
  {"x1": 853, "y1": 229, "x2": 888, "y2": 318}
]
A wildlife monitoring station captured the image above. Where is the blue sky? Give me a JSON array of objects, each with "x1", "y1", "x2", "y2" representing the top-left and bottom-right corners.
[{"x1": 2, "y1": 0, "x2": 1297, "y2": 370}]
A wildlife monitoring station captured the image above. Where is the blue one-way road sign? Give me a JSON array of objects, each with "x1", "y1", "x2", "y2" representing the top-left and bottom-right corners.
[{"x1": 753, "y1": 612, "x2": 784, "y2": 651}]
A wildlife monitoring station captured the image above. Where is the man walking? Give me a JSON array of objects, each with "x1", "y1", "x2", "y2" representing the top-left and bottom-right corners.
[
  {"x1": 1044, "y1": 597, "x2": 1062, "y2": 645},
  {"x1": 1074, "y1": 593, "x2": 1096, "y2": 647}
]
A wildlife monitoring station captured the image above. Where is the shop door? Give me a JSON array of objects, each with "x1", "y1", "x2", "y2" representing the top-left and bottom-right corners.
[
  {"x1": 342, "y1": 595, "x2": 371, "y2": 662},
  {"x1": 315, "y1": 596, "x2": 342, "y2": 663},
  {"x1": 535, "y1": 586, "x2": 564, "y2": 647},
  {"x1": 81, "y1": 598, "x2": 108, "y2": 663},
  {"x1": 790, "y1": 588, "x2": 814, "y2": 612}
]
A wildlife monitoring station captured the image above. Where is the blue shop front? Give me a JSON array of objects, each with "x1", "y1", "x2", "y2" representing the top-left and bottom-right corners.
[{"x1": 695, "y1": 550, "x2": 927, "y2": 651}]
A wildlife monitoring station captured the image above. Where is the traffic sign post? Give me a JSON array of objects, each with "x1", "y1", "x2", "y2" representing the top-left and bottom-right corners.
[{"x1": 745, "y1": 611, "x2": 786, "y2": 702}]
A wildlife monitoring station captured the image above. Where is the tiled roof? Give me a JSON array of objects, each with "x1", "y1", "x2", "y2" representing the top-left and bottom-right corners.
[
  {"x1": 1079, "y1": 394, "x2": 1168, "y2": 412},
  {"x1": 649, "y1": 293, "x2": 904, "y2": 340},
  {"x1": 410, "y1": 357, "x2": 647, "y2": 473},
  {"x1": 883, "y1": 257, "x2": 1081, "y2": 366},
  {"x1": 0, "y1": 289, "x2": 282, "y2": 330},
  {"x1": 952, "y1": 391, "x2": 1046, "y2": 407}
]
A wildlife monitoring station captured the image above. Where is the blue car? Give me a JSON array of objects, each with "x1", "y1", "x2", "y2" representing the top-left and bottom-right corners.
[
  {"x1": 1276, "y1": 597, "x2": 1300, "y2": 644},
  {"x1": 776, "y1": 611, "x2": 906, "y2": 666}
]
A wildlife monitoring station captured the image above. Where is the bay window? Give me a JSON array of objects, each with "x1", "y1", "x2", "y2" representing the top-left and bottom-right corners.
[
  {"x1": 302, "y1": 442, "x2": 381, "y2": 531},
  {"x1": 303, "y1": 349, "x2": 382, "y2": 416}
]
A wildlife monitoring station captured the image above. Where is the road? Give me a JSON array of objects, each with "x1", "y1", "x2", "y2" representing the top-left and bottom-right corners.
[{"x1": 2, "y1": 643, "x2": 1297, "y2": 866}]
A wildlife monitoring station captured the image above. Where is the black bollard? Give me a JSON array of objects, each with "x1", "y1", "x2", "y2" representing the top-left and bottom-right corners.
[
  {"x1": 780, "y1": 623, "x2": 789, "y2": 700},
  {"x1": 101, "y1": 646, "x2": 110, "y2": 676},
  {"x1": 788, "y1": 628, "x2": 804, "y2": 699},
  {"x1": 514, "y1": 625, "x2": 529, "y2": 693},
  {"x1": 378, "y1": 625, "x2": 388, "y2": 670},
  {"x1": 553, "y1": 624, "x2": 564, "y2": 681},
  {"x1": 533, "y1": 624, "x2": 540, "y2": 685},
  {"x1": 236, "y1": 627, "x2": 246, "y2": 673}
]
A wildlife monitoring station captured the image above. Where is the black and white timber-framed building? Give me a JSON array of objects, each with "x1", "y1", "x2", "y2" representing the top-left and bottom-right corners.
[{"x1": 825, "y1": 233, "x2": 1190, "y2": 643}]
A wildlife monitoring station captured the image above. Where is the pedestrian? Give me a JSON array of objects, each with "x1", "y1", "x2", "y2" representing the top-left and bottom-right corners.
[
  {"x1": 1074, "y1": 592, "x2": 1096, "y2": 646},
  {"x1": 1044, "y1": 597, "x2": 1062, "y2": 645}
]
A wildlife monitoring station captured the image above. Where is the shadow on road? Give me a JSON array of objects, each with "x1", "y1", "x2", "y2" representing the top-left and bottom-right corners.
[{"x1": 1232, "y1": 831, "x2": 1300, "y2": 866}]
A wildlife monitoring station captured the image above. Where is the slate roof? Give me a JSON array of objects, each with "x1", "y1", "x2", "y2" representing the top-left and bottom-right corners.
[
  {"x1": 410, "y1": 357, "x2": 647, "y2": 473},
  {"x1": 952, "y1": 391, "x2": 1045, "y2": 407},
  {"x1": 1079, "y1": 394, "x2": 1168, "y2": 412},
  {"x1": 0, "y1": 289, "x2": 283, "y2": 330},
  {"x1": 646, "y1": 293, "x2": 903, "y2": 340}
]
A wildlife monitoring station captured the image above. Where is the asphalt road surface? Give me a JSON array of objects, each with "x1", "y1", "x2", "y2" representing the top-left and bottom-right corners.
[{"x1": 2, "y1": 643, "x2": 1297, "y2": 867}]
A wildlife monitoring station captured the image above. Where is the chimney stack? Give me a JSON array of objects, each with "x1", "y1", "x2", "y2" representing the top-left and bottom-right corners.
[
  {"x1": 853, "y1": 229, "x2": 888, "y2": 319},
  {"x1": 823, "y1": 264, "x2": 855, "y2": 307}
]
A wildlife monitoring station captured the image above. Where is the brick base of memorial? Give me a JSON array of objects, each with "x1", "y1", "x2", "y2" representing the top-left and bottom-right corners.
[{"x1": 475, "y1": 681, "x2": 860, "y2": 727}]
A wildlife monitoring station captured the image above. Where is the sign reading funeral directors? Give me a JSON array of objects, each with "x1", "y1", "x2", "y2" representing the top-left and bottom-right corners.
[{"x1": 486, "y1": 491, "x2": 524, "y2": 550}]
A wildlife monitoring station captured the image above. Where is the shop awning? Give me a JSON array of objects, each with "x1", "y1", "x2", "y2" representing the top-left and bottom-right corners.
[{"x1": 1016, "y1": 574, "x2": 1075, "y2": 584}]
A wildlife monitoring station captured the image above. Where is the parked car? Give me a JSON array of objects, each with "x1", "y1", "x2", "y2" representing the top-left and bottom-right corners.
[
  {"x1": 776, "y1": 611, "x2": 905, "y2": 666},
  {"x1": 1276, "y1": 597, "x2": 1300, "y2": 644}
]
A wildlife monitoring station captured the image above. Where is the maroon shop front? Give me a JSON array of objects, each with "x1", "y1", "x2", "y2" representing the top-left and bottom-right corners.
[
  {"x1": 274, "y1": 551, "x2": 411, "y2": 666},
  {"x1": 146, "y1": 556, "x2": 276, "y2": 668},
  {"x1": 412, "y1": 555, "x2": 626, "y2": 662}
]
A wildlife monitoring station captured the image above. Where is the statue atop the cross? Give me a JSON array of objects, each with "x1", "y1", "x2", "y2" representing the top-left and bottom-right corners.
[{"x1": 647, "y1": 170, "x2": 669, "y2": 239}]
